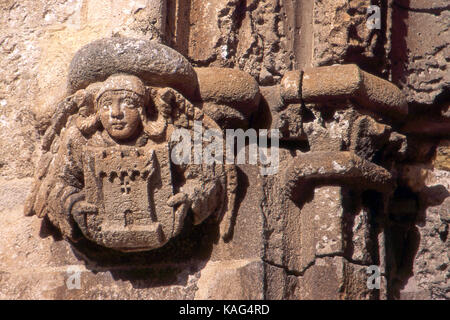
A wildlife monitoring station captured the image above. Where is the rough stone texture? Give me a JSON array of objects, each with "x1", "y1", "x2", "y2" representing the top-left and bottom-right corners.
[
  {"x1": 195, "y1": 259, "x2": 263, "y2": 300},
  {"x1": 386, "y1": 0, "x2": 450, "y2": 297},
  {"x1": 395, "y1": 162, "x2": 449, "y2": 299},
  {"x1": 68, "y1": 38, "x2": 199, "y2": 98},
  {"x1": 302, "y1": 64, "x2": 408, "y2": 118},
  {"x1": 291, "y1": 256, "x2": 378, "y2": 300},
  {"x1": 287, "y1": 186, "x2": 346, "y2": 273},
  {"x1": 194, "y1": 67, "x2": 260, "y2": 112},
  {"x1": 209, "y1": 164, "x2": 265, "y2": 263},
  {"x1": 174, "y1": 0, "x2": 294, "y2": 86},
  {"x1": 390, "y1": 0, "x2": 449, "y2": 105},
  {"x1": 280, "y1": 70, "x2": 302, "y2": 103},
  {"x1": 283, "y1": 152, "x2": 394, "y2": 201},
  {"x1": 312, "y1": 0, "x2": 385, "y2": 72},
  {"x1": 435, "y1": 140, "x2": 450, "y2": 171},
  {"x1": 194, "y1": 67, "x2": 261, "y2": 128},
  {"x1": 262, "y1": 93, "x2": 408, "y2": 299},
  {"x1": 282, "y1": 185, "x2": 382, "y2": 274}
]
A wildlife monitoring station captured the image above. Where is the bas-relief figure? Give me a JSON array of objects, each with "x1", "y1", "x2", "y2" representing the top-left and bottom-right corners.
[{"x1": 24, "y1": 39, "x2": 236, "y2": 252}]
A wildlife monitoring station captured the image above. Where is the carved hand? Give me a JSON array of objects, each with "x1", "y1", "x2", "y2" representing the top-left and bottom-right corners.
[
  {"x1": 180, "y1": 180, "x2": 222, "y2": 225},
  {"x1": 167, "y1": 192, "x2": 189, "y2": 208},
  {"x1": 70, "y1": 201, "x2": 98, "y2": 234},
  {"x1": 71, "y1": 201, "x2": 98, "y2": 216},
  {"x1": 167, "y1": 192, "x2": 190, "y2": 236}
]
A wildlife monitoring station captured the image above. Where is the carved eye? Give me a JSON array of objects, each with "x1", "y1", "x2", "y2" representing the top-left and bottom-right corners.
[
  {"x1": 101, "y1": 99, "x2": 112, "y2": 110},
  {"x1": 122, "y1": 98, "x2": 137, "y2": 108}
]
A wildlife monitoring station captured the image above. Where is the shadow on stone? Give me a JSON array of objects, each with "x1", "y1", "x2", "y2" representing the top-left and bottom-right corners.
[
  {"x1": 38, "y1": 212, "x2": 221, "y2": 289},
  {"x1": 39, "y1": 216, "x2": 63, "y2": 241}
]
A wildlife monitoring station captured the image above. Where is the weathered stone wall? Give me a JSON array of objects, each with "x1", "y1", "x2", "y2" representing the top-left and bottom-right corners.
[
  {"x1": 0, "y1": 0, "x2": 448, "y2": 300},
  {"x1": 387, "y1": 0, "x2": 449, "y2": 300}
]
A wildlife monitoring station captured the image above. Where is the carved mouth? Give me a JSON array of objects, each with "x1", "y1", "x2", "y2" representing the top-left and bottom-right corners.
[{"x1": 111, "y1": 123, "x2": 126, "y2": 130}]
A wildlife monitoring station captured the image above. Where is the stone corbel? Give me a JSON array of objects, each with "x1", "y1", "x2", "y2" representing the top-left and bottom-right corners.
[
  {"x1": 282, "y1": 151, "x2": 394, "y2": 202},
  {"x1": 281, "y1": 64, "x2": 408, "y2": 120},
  {"x1": 281, "y1": 151, "x2": 394, "y2": 283},
  {"x1": 193, "y1": 67, "x2": 261, "y2": 129}
]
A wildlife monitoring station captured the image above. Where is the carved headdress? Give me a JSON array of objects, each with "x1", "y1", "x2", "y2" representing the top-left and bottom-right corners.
[{"x1": 95, "y1": 74, "x2": 149, "y2": 105}]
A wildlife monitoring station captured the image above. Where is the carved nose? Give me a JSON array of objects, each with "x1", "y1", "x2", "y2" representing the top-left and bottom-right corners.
[{"x1": 110, "y1": 102, "x2": 123, "y2": 118}]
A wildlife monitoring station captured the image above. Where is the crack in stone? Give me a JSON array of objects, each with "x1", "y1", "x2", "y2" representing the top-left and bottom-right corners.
[
  {"x1": 263, "y1": 259, "x2": 314, "y2": 277},
  {"x1": 264, "y1": 253, "x2": 374, "y2": 278}
]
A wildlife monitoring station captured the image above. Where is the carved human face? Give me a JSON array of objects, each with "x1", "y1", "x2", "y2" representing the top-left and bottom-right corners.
[{"x1": 98, "y1": 90, "x2": 144, "y2": 140}]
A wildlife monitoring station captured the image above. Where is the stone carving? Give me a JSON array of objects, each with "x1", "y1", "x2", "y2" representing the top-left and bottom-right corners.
[
  {"x1": 282, "y1": 151, "x2": 394, "y2": 202},
  {"x1": 24, "y1": 38, "x2": 237, "y2": 252},
  {"x1": 256, "y1": 62, "x2": 413, "y2": 299}
]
